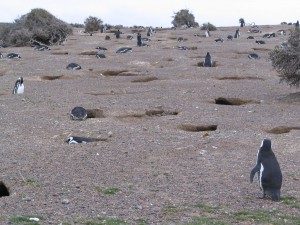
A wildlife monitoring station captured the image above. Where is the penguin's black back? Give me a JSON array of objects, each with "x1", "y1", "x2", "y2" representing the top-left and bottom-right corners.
[
  {"x1": 204, "y1": 52, "x2": 212, "y2": 67},
  {"x1": 258, "y1": 139, "x2": 282, "y2": 200}
]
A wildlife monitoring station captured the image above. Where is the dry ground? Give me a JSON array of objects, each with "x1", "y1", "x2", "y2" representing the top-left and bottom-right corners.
[{"x1": 0, "y1": 25, "x2": 300, "y2": 224}]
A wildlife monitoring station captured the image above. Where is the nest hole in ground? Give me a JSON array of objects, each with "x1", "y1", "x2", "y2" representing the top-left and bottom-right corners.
[
  {"x1": 215, "y1": 97, "x2": 258, "y2": 106},
  {"x1": 0, "y1": 181, "x2": 10, "y2": 197},
  {"x1": 217, "y1": 76, "x2": 264, "y2": 81},
  {"x1": 86, "y1": 109, "x2": 105, "y2": 118},
  {"x1": 40, "y1": 75, "x2": 64, "y2": 80},
  {"x1": 178, "y1": 124, "x2": 218, "y2": 132},
  {"x1": 265, "y1": 126, "x2": 300, "y2": 134},
  {"x1": 131, "y1": 76, "x2": 158, "y2": 83},
  {"x1": 101, "y1": 70, "x2": 139, "y2": 76}
]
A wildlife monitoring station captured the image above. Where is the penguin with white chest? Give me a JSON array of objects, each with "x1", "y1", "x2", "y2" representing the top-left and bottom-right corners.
[
  {"x1": 12, "y1": 77, "x2": 24, "y2": 94},
  {"x1": 250, "y1": 139, "x2": 282, "y2": 201}
]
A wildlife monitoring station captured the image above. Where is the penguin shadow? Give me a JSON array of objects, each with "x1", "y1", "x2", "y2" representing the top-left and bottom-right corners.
[
  {"x1": 101, "y1": 70, "x2": 140, "y2": 77},
  {"x1": 86, "y1": 109, "x2": 106, "y2": 119},
  {"x1": 79, "y1": 51, "x2": 98, "y2": 55}
]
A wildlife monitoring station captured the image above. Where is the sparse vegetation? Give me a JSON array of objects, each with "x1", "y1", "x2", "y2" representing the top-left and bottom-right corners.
[
  {"x1": 0, "y1": 8, "x2": 72, "y2": 46},
  {"x1": 200, "y1": 22, "x2": 217, "y2": 31},
  {"x1": 84, "y1": 16, "x2": 103, "y2": 34},
  {"x1": 96, "y1": 187, "x2": 121, "y2": 195},
  {"x1": 9, "y1": 215, "x2": 45, "y2": 224},
  {"x1": 269, "y1": 28, "x2": 300, "y2": 87},
  {"x1": 171, "y1": 9, "x2": 199, "y2": 28}
]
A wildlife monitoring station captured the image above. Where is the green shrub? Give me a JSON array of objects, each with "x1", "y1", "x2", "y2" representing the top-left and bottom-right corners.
[
  {"x1": 269, "y1": 28, "x2": 300, "y2": 87},
  {"x1": 84, "y1": 16, "x2": 103, "y2": 34},
  {"x1": 171, "y1": 9, "x2": 199, "y2": 28},
  {"x1": 0, "y1": 8, "x2": 72, "y2": 46},
  {"x1": 200, "y1": 22, "x2": 217, "y2": 31}
]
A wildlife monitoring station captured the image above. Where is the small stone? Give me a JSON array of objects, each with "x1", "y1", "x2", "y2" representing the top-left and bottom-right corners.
[
  {"x1": 62, "y1": 199, "x2": 70, "y2": 204},
  {"x1": 108, "y1": 131, "x2": 113, "y2": 137},
  {"x1": 29, "y1": 218, "x2": 40, "y2": 222}
]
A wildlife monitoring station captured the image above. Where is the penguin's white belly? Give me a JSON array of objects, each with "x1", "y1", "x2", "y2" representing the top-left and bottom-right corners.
[
  {"x1": 17, "y1": 84, "x2": 24, "y2": 94},
  {"x1": 259, "y1": 163, "x2": 264, "y2": 190}
]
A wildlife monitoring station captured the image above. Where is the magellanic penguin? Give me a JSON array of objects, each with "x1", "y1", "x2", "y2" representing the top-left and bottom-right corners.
[
  {"x1": 66, "y1": 136, "x2": 99, "y2": 144},
  {"x1": 12, "y1": 77, "x2": 24, "y2": 94},
  {"x1": 203, "y1": 52, "x2": 213, "y2": 67},
  {"x1": 250, "y1": 139, "x2": 282, "y2": 201}
]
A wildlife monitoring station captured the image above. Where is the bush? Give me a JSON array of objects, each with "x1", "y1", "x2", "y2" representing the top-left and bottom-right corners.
[
  {"x1": 0, "y1": 8, "x2": 72, "y2": 46},
  {"x1": 171, "y1": 9, "x2": 199, "y2": 28},
  {"x1": 200, "y1": 23, "x2": 217, "y2": 31},
  {"x1": 269, "y1": 28, "x2": 300, "y2": 87},
  {"x1": 84, "y1": 16, "x2": 103, "y2": 34}
]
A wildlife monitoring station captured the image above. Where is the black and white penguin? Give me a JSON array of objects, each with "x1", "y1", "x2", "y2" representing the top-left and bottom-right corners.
[
  {"x1": 214, "y1": 38, "x2": 224, "y2": 43},
  {"x1": 34, "y1": 44, "x2": 51, "y2": 51},
  {"x1": 234, "y1": 29, "x2": 240, "y2": 38},
  {"x1": 115, "y1": 29, "x2": 121, "y2": 39},
  {"x1": 205, "y1": 30, "x2": 211, "y2": 37},
  {"x1": 105, "y1": 35, "x2": 111, "y2": 40},
  {"x1": 127, "y1": 35, "x2": 134, "y2": 40},
  {"x1": 7, "y1": 53, "x2": 21, "y2": 59},
  {"x1": 137, "y1": 33, "x2": 142, "y2": 46},
  {"x1": 0, "y1": 181, "x2": 10, "y2": 197},
  {"x1": 227, "y1": 35, "x2": 233, "y2": 41},
  {"x1": 247, "y1": 36, "x2": 255, "y2": 39},
  {"x1": 95, "y1": 46, "x2": 107, "y2": 51},
  {"x1": 248, "y1": 53, "x2": 260, "y2": 60},
  {"x1": 116, "y1": 47, "x2": 132, "y2": 53},
  {"x1": 66, "y1": 63, "x2": 81, "y2": 70},
  {"x1": 177, "y1": 46, "x2": 189, "y2": 50},
  {"x1": 0, "y1": 52, "x2": 3, "y2": 59},
  {"x1": 70, "y1": 106, "x2": 87, "y2": 120},
  {"x1": 203, "y1": 52, "x2": 213, "y2": 67},
  {"x1": 66, "y1": 136, "x2": 99, "y2": 144},
  {"x1": 177, "y1": 37, "x2": 184, "y2": 42},
  {"x1": 250, "y1": 139, "x2": 282, "y2": 201},
  {"x1": 96, "y1": 53, "x2": 106, "y2": 59},
  {"x1": 12, "y1": 77, "x2": 24, "y2": 94},
  {"x1": 256, "y1": 40, "x2": 266, "y2": 44}
]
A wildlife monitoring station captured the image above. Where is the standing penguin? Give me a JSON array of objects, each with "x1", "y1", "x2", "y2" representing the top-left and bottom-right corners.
[
  {"x1": 137, "y1": 32, "x2": 142, "y2": 46},
  {"x1": 203, "y1": 52, "x2": 213, "y2": 67},
  {"x1": 250, "y1": 139, "x2": 282, "y2": 201},
  {"x1": 12, "y1": 77, "x2": 24, "y2": 94}
]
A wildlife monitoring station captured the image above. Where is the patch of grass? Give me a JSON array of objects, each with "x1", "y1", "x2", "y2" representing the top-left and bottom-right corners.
[
  {"x1": 90, "y1": 216, "x2": 128, "y2": 225},
  {"x1": 195, "y1": 203, "x2": 219, "y2": 212},
  {"x1": 9, "y1": 215, "x2": 45, "y2": 224},
  {"x1": 136, "y1": 219, "x2": 148, "y2": 225},
  {"x1": 281, "y1": 196, "x2": 300, "y2": 209},
  {"x1": 185, "y1": 217, "x2": 230, "y2": 225},
  {"x1": 233, "y1": 210, "x2": 275, "y2": 223},
  {"x1": 96, "y1": 187, "x2": 121, "y2": 195},
  {"x1": 162, "y1": 206, "x2": 181, "y2": 215},
  {"x1": 24, "y1": 179, "x2": 40, "y2": 188}
]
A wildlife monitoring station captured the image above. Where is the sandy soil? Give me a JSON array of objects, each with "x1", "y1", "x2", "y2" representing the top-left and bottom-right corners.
[{"x1": 0, "y1": 25, "x2": 299, "y2": 224}]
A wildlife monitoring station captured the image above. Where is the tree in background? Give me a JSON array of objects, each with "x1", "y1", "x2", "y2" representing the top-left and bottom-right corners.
[
  {"x1": 171, "y1": 9, "x2": 199, "y2": 28},
  {"x1": 0, "y1": 8, "x2": 72, "y2": 46},
  {"x1": 200, "y1": 22, "x2": 217, "y2": 31},
  {"x1": 269, "y1": 28, "x2": 300, "y2": 87},
  {"x1": 239, "y1": 18, "x2": 245, "y2": 27},
  {"x1": 84, "y1": 16, "x2": 103, "y2": 35}
]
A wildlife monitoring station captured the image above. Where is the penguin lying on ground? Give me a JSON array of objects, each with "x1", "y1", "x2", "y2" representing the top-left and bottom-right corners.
[{"x1": 250, "y1": 139, "x2": 282, "y2": 201}]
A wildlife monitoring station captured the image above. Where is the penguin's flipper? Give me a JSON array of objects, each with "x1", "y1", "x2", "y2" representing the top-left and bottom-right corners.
[{"x1": 249, "y1": 164, "x2": 260, "y2": 183}]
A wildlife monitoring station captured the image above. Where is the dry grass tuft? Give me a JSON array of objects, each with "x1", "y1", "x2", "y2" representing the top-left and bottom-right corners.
[
  {"x1": 145, "y1": 109, "x2": 178, "y2": 116},
  {"x1": 51, "y1": 51, "x2": 68, "y2": 55},
  {"x1": 215, "y1": 97, "x2": 258, "y2": 105},
  {"x1": 252, "y1": 47, "x2": 272, "y2": 51},
  {"x1": 266, "y1": 126, "x2": 300, "y2": 134},
  {"x1": 131, "y1": 76, "x2": 158, "y2": 83},
  {"x1": 178, "y1": 124, "x2": 217, "y2": 132},
  {"x1": 101, "y1": 70, "x2": 139, "y2": 76},
  {"x1": 79, "y1": 51, "x2": 98, "y2": 55}
]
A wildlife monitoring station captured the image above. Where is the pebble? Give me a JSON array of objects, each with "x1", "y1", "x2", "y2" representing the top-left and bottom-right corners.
[
  {"x1": 62, "y1": 199, "x2": 70, "y2": 204},
  {"x1": 108, "y1": 131, "x2": 113, "y2": 137}
]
